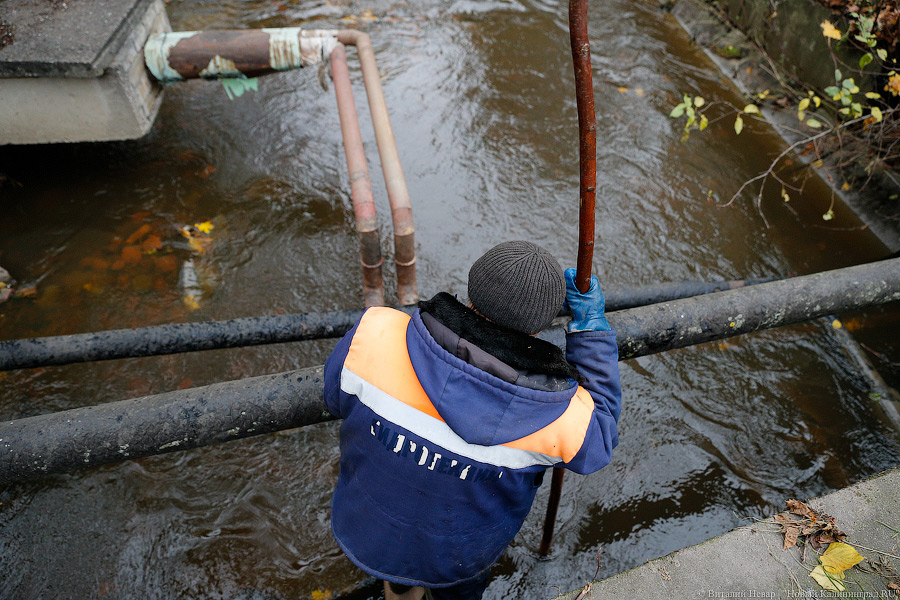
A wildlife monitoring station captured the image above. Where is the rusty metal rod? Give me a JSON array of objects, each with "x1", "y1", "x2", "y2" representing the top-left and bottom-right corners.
[
  {"x1": 338, "y1": 30, "x2": 417, "y2": 306},
  {"x1": 0, "y1": 278, "x2": 773, "y2": 372},
  {"x1": 331, "y1": 42, "x2": 385, "y2": 307},
  {"x1": 1, "y1": 259, "x2": 897, "y2": 486},
  {"x1": 540, "y1": 0, "x2": 598, "y2": 558}
]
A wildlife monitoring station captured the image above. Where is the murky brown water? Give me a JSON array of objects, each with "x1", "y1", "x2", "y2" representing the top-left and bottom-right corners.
[{"x1": 2, "y1": 0, "x2": 900, "y2": 598}]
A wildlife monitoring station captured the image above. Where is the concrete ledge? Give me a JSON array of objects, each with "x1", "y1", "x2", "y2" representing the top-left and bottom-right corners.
[
  {"x1": 0, "y1": 0, "x2": 169, "y2": 144},
  {"x1": 556, "y1": 466, "x2": 900, "y2": 599}
]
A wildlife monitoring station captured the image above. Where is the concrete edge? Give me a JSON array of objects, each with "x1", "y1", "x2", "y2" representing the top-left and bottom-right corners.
[{"x1": 554, "y1": 466, "x2": 900, "y2": 599}]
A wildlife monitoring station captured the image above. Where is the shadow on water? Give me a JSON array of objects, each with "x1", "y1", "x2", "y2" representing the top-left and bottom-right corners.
[{"x1": 1, "y1": 0, "x2": 899, "y2": 598}]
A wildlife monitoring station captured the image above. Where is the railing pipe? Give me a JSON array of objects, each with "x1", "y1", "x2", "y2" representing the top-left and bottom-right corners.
[
  {"x1": 331, "y1": 42, "x2": 385, "y2": 307},
  {"x1": 338, "y1": 30, "x2": 417, "y2": 305},
  {"x1": 1, "y1": 259, "x2": 897, "y2": 486},
  {"x1": 0, "y1": 279, "x2": 773, "y2": 371}
]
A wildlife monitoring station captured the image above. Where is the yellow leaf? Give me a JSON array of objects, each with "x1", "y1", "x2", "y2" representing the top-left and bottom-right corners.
[
  {"x1": 618, "y1": 87, "x2": 628, "y2": 94},
  {"x1": 822, "y1": 208, "x2": 834, "y2": 221},
  {"x1": 832, "y1": 319, "x2": 842, "y2": 329},
  {"x1": 871, "y1": 106, "x2": 883, "y2": 122},
  {"x1": 885, "y1": 74, "x2": 900, "y2": 96},
  {"x1": 743, "y1": 104, "x2": 760, "y2": 114},
  {"x1": 699, "y1": 114, "x2": 708, "y2": 130},
  {"x1": 311, "y1": 591, "x2": 332, "y2": 600},
  {"x1": 635, "y1": 88, "x2": 645, "y2": 97},
  {"x1": 812, "y1": 159, "x2": 824, "y2": 168},
  {"x1": 694, "y1": 96, "x2": 705, "y2": 107},
  {"x1": 183, "y1": 295, "x2": 200, "y2": 311},
  {"x1": 798, "y1": 98, "x2": 810, "y2": 112},
  {"x1": 820, "y1": 542, "x2": 865, "y2": 575},
  {"x1": 810, "y1": 565, "x2": 846, "y2": 592},
  {"x1": 841, "y1": 182, "x2": 851, "y2": 191},
  {"x1": 781, "y1": 186, "x2": 790, "y2": 202},
  {"x1": 821, "y1": 21, "x2": 842, "y2": 40},
  {"x1": 195, "y1": 221, "x2": 215, "y2": 234},
  {"x1": 734, "y1": 115, "x2": 744, "y2": 135}
]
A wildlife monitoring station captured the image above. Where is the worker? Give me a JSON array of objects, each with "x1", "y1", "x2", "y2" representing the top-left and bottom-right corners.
[{"x1": 324, "y1": 240, "x2": 621, "y2": 600}]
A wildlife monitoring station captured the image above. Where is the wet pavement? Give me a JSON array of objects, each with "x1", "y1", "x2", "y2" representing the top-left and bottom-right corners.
[{"x1": 1, "y1": 0, "x2": 899, "y2": 598}]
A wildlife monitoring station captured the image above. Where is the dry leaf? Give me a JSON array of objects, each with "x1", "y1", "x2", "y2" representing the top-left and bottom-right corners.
[
  {"x1": 783, "y1": 525, "x2": 799, "y2": 550},
  {"x1": 786, "y1": 499, "x2": 815, "y2": 519}
]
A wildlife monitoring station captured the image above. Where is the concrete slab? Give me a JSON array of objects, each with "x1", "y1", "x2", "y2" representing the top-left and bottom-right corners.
[
  {"x1": 0, "y1": 0, "x2": 156, "y2": 78},
  {"x1": 0, "y1": 0, "x2": 169, "y2": 144},
  {"x1": 555, "y1": 466, "x2": 900, "y2": 599}
]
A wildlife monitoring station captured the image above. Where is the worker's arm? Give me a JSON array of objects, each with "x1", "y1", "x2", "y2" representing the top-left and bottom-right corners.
[{"x1": 561, "y1": 268, "x2": 622, "y2": 474}]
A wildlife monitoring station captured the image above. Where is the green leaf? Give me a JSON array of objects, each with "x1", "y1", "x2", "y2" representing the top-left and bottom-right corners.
[
  {"x1": 699, "y1": 114, "x2": 709, "y2": 130},
  {"x1": 734, "y1": 114, "x2": 744, "y2": 135},
  {"x1": 822, "y1": 208, "x2": 834, "y2": 220},
  {"x1": 842, "y1": 77, "x2": 856, "y2": 90},
  {"x1": 221, "y1": 77, "x2": 259, "y2": 100},
  {"x1": 835, "y1": 68, "x2": 842, "y2": 81},
  {"x1": 841, "y1": 94, "x2": 852, "y2": 106},
  {"x1": 806, "y1": 118, "x2": 823, "y2": 128},
  {"x1": 824, "y1": 86, "x2": 841, "y2": 97},
  {"x1": 670, "y1": 104, "x2": 685, "y2": 118},
  {"x1": 860, "y1": 53, "x2": 874, "y2": 69},
  {"x1": 694, "y1": 96, "x2": 705, "y2": 107},
  {"x1": 878, "y1": 48, "x2": 888, "y2": 61}
]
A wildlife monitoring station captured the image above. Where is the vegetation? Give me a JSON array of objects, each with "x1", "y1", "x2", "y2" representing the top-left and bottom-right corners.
[{"x1": 670, "y1": 1, "x2": 900, "y2": 222}]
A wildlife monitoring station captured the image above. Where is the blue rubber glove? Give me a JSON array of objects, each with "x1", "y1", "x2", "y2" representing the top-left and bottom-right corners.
[{"x1": 564, "y1": 267, "x2": 610, "y2": 333}]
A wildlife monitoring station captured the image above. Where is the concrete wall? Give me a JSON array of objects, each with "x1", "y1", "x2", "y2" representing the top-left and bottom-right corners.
[
  {"x1": 0, "y1": 0, "x2": 169, "y2": 145},
  {"x1": 711, "y1": 0, "x2": 860, "y2": 91}
]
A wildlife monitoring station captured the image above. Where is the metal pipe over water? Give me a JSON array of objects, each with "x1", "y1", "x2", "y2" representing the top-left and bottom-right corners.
[
  {"x1": 1, "y1": 258, "x2": 898, "y2": 486},
  {"x1": 143, "y1": 27, "x2": 416, "y2": 305}
]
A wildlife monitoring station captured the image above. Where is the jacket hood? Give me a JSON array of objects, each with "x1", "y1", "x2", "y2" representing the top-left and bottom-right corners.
[{"x1": 407, "y1": 296, "x2": 579, "y2": 447}]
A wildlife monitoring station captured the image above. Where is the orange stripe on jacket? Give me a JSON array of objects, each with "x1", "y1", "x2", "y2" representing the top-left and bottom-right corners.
[
  {"x1": 344, "y1": 307, "x2": 594, "y2": 463},
  {"x1": 344, "y1": 307, "x2": 444, "y2": 422},
  {"x1": 501, "y1": 387, "x2": 594, "y2": 463}
]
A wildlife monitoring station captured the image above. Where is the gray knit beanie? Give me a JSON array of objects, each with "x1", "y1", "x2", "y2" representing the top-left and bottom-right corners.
[{"x1": 467, "y1": 241, "x2": 565, "y2": 335}]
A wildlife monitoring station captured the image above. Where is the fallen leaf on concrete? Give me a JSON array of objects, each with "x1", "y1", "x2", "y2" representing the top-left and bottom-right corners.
[
  {"x1": 786, "y1": 499, "x2": 816, "y2": 519},
  {"x1": 783, "y1": 525, "x2": 800, "y2": 550},
  {"x1": 810, "y1": 565, "x2": 846, "y2": 592},
  {"x1": 820, "y1": 542, "x2": 865, "y2": 575}
]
